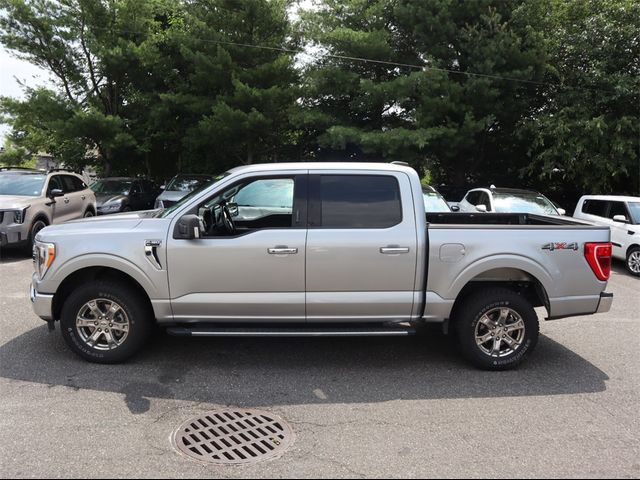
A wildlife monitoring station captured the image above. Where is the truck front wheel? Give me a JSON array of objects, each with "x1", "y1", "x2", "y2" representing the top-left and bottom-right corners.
[
  {"x1": 60, "y1": 281, "x2": 152, "y2": 363},
  {"x1": 455, "y1": 288, "x2": 539, "y2": 371}
]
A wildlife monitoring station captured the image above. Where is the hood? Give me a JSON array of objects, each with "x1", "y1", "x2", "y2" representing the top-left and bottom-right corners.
[
  {"x1": 0, "y1": 195, "x2": 35, "y2": 210},
  {"x1": 35, "y1": 213, "x2": 146, "y2": 242},
  {"x1": 95, "y1": 193, "x2": 128, "y2": 206}
]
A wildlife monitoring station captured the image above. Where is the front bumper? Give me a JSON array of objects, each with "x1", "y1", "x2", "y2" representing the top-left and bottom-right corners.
[
  {"x1": 0, "y1": 224, "x2": 27, "y2": 246},
  {"x1": 30, "y1": 282, "x2": 54, "y2": 321},
  {"x1": 596, "y1": 292, "x2": 613, "y2": 314}
]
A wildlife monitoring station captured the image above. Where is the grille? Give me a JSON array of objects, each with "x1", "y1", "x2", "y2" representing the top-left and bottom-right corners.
[{"x1": 173, "y1": 409, "x2": 295, "y2": 465}]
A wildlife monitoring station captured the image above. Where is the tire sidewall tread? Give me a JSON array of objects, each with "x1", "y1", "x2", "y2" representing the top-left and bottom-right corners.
[
  {"x1": 60, "y1": 281, "x2": 151, "y2": 364},
  {"x1": 456, "y1": 288, "x2": 539, "y2": 371}
]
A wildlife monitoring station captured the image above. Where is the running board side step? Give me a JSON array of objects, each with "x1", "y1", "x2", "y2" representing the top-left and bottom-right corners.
[{"x1": 166, "y1": 326, "x2": 416, "y2": 338}]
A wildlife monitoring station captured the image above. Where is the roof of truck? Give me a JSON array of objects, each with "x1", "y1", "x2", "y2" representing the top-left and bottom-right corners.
[
  {"x1": 578, "y1": 195, "x2": 640, "y2": 202},
  {"x1": 227, "y1": 162, "x2": 416, "y2": 174}
]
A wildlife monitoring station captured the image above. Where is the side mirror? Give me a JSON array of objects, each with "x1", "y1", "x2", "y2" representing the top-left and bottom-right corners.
[
  {"x1": 557, "y1": 208, "x2": 566, "y2": 216},
  {"x1": 450, "y1": 205, "x2": 460, "y2": 212},
  {"x1": 475, "y1": 204, "x2": 488, "y2": 213},
  {"x1": 49, "y1": 189, "x2": 64, "y2": 199},
  {"x1": 174, "y1": 214, "x2": 204, "y2": 240},
  {"x1": 613, "y1": 214, "x2": 628, "y2": 223}
]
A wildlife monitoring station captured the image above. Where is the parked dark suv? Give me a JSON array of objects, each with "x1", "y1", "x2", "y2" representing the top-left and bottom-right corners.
[{"x1": 91, "y1": 177, "x2": 160, "y2": 215}]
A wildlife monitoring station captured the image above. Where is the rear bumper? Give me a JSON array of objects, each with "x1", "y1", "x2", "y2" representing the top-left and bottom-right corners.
[
  {"x1": 30, "y1": 283, "x2": 54, "y2": 321},
  {"x1": 596, "y1": 292, "x2": 613, "y2": 314}
]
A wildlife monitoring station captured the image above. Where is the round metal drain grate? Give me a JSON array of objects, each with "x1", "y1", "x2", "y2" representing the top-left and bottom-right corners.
[{"x1": 172, "y1": 409, "x2": 295, "y2": 465}]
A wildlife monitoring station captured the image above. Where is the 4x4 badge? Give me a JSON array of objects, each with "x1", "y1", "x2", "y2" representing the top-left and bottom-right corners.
[{"x1": 542, "y1": 242, "x2": 579, "y2": 251}]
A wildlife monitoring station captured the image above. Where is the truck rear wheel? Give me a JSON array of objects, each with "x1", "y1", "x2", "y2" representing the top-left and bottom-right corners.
[
  {"x1": 60, "y1": 281, "x2": 152, "y2": 363},
  {"x1": 455, "y1": 288, "x2": 539, "y2": 371}
]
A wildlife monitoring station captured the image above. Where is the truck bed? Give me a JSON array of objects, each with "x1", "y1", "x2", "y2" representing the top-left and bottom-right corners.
[{"x1": 426, "y1": 212, "x2": 592, "y2": 226}]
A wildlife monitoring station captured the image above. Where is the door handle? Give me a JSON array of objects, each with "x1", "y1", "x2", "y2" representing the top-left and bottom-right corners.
[
  {"x1": 64, "y1": 198, "x2": 70, "y2": 204},
  {"x1": 380, "y1": 247, "x2": 410, "y2": 254},
  {"x1": 268, "y1": 247, "x2": 298, "y2": 255}
]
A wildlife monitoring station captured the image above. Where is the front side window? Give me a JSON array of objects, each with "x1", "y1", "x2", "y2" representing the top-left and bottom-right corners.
[
  {"x1": 607, "y1": 201, "x2": 629, "y2": 221},
  {"x1": 197, "y1": 177, "x2": 295, "y2": 236},
  {"x1": 315, "y1": 175, "x2": 402, "y2": 228},
  {"x1": 0, "y1": 173, "x2": 46, "y2": 196},
  {"x1": 478, "y1": 192, "x2": 492, "y2": 211}
]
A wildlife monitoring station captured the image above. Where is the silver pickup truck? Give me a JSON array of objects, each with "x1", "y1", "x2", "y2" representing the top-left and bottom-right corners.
[{"x1": 30, "y1": 162, "x2": 614, "y2": 370}]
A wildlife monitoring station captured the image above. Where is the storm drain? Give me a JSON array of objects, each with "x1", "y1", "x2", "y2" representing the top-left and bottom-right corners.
[{"x1": 172, "y1": 409, "x2": 295, "y2": 465}]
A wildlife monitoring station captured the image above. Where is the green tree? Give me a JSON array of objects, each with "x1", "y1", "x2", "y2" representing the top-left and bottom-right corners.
[
  {"x1": 524, "y1": 0, "x2": 640, "y2": 195},
  {"x1": 0, "y1": 0, "x2": 174, "y2": 175}
]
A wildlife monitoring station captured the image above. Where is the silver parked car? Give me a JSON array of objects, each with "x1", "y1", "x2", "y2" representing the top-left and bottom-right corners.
[
  {"x1": 154, "y1": 173, "x2": 215, "y2": 209},
  {"x1": 0, "y1": 167, "x2": 96, "y2": 249}
]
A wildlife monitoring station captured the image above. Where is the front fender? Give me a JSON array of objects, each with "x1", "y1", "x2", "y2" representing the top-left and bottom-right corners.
[{"x1": 36, "y1": 253, "x2": 165, "y2": 300}]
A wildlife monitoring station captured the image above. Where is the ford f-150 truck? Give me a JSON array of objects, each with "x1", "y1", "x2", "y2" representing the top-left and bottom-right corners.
[{"x1": 30, "y1": 163, "x2": 614, "y2": 370}]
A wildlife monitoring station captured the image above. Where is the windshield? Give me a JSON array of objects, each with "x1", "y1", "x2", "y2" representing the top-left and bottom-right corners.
[
  {"x1": 423, "y1": 190, "x2": 451, "y2": 213},
  {"x1": 166, "y1": 175, "x2": 214, "y2": 192},
  {"x1": 158, "y1": 173, "x2": 230, "y2": 217},
  {"x1": 627, "y1": 202, "x2": 640, "y2": 224},
  {"x1": 0, "y1": 173, "x2": 46, "y2": 196},
  {"x1": 91, "y1": 180, "x2": 132, "y2": 195},
  {"x1": 493, "y1": 193, "x2": 558, "y2": 215}
]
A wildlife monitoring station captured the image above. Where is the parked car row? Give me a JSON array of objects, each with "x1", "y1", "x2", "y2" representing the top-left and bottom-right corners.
[{"x1": 0, "y1": 168, "x2": 216, "y2": 250}]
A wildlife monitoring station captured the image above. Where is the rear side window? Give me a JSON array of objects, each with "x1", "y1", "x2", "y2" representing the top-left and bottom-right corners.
[
  {"x1": 314, "y1": 175, "x2": 402, "y2": 228},
  {"x1": 582, "y1": 199, "x2": 609, "y2": 217}
]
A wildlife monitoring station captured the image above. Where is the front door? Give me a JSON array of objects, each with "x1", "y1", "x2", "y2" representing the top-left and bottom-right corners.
[
  {"x1": 167, "y1": 173, "x2": 307, "y2": 322},
  {"x1": 305, "y1": 171, "x2": 418, "y2": 322}
]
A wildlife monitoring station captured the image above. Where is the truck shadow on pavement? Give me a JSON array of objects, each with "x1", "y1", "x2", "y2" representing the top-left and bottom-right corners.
[{"x1": 0, "y1": 325, "x2": 609, "y2": 414}]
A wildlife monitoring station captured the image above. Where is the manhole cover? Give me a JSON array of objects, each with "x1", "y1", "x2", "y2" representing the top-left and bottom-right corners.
[{"x1": 172, "y1": 409, "x2": 295, "y2": 465}]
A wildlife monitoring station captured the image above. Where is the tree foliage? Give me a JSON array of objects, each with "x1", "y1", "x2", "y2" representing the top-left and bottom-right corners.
[{"x1": 0, "y1": 0, "x2": 637, "y2": 196}]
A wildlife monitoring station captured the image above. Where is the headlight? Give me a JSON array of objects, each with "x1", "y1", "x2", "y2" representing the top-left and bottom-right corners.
[
  {"x1": 14, "y1": 206, "x2": 30, "y2": 224},
  {"x1": 33, "y1": 241, "x2": 56, "y2": 279}
]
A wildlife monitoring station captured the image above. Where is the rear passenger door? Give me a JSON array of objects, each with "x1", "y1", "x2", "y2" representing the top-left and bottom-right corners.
[{"x1": 305, "y1": 172, "x2": 418, "y2": 322}]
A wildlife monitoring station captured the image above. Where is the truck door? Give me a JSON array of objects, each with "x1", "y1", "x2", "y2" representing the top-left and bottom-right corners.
[
  {"x1": 166, "y1": 173, "x2": 307, "y2": 322},
  {"x1": 305, "y1": 171, "x2": 418, "y2": 322}
]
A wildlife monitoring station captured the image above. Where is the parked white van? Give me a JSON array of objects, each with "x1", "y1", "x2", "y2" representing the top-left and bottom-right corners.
[{"x1": 573, "y1": 195, "x2": 640, "y2": 276}]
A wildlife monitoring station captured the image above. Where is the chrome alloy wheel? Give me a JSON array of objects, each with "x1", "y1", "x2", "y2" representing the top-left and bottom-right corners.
[
  {"x1": 475, "y1": 307, "x2": 526, "y2": 358},
  {"x1": 76, "y1": 299, "x2": 130, "y2": 351},
  {"x1": 628, "y1": 251, "x2": 640, "y2": 274}
]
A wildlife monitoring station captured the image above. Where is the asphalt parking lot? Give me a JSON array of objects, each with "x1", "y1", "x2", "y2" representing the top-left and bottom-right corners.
[{"x1": 0, "y1": 248, "x2": 638, "y2": 478}]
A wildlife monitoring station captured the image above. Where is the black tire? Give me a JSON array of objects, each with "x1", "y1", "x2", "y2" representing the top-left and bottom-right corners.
[
  {"x1": 26, "y1": 217, "x2": 48, "y2": 252},
  {"x1": 83, "y1": 209, "x2": 95, "y2": 218},
  {"x1": 122, "y1": 206, "x2": 132, "y2": 212},
  {"x1": 60, "y1": 281, "x2": 152, "y2": 363},
  {"x1": 626, "y1": 247, "x2": 640, "y2": 277},
  {"x1": 455, "y1": 288, "x2": 539, "y2": 371}
]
